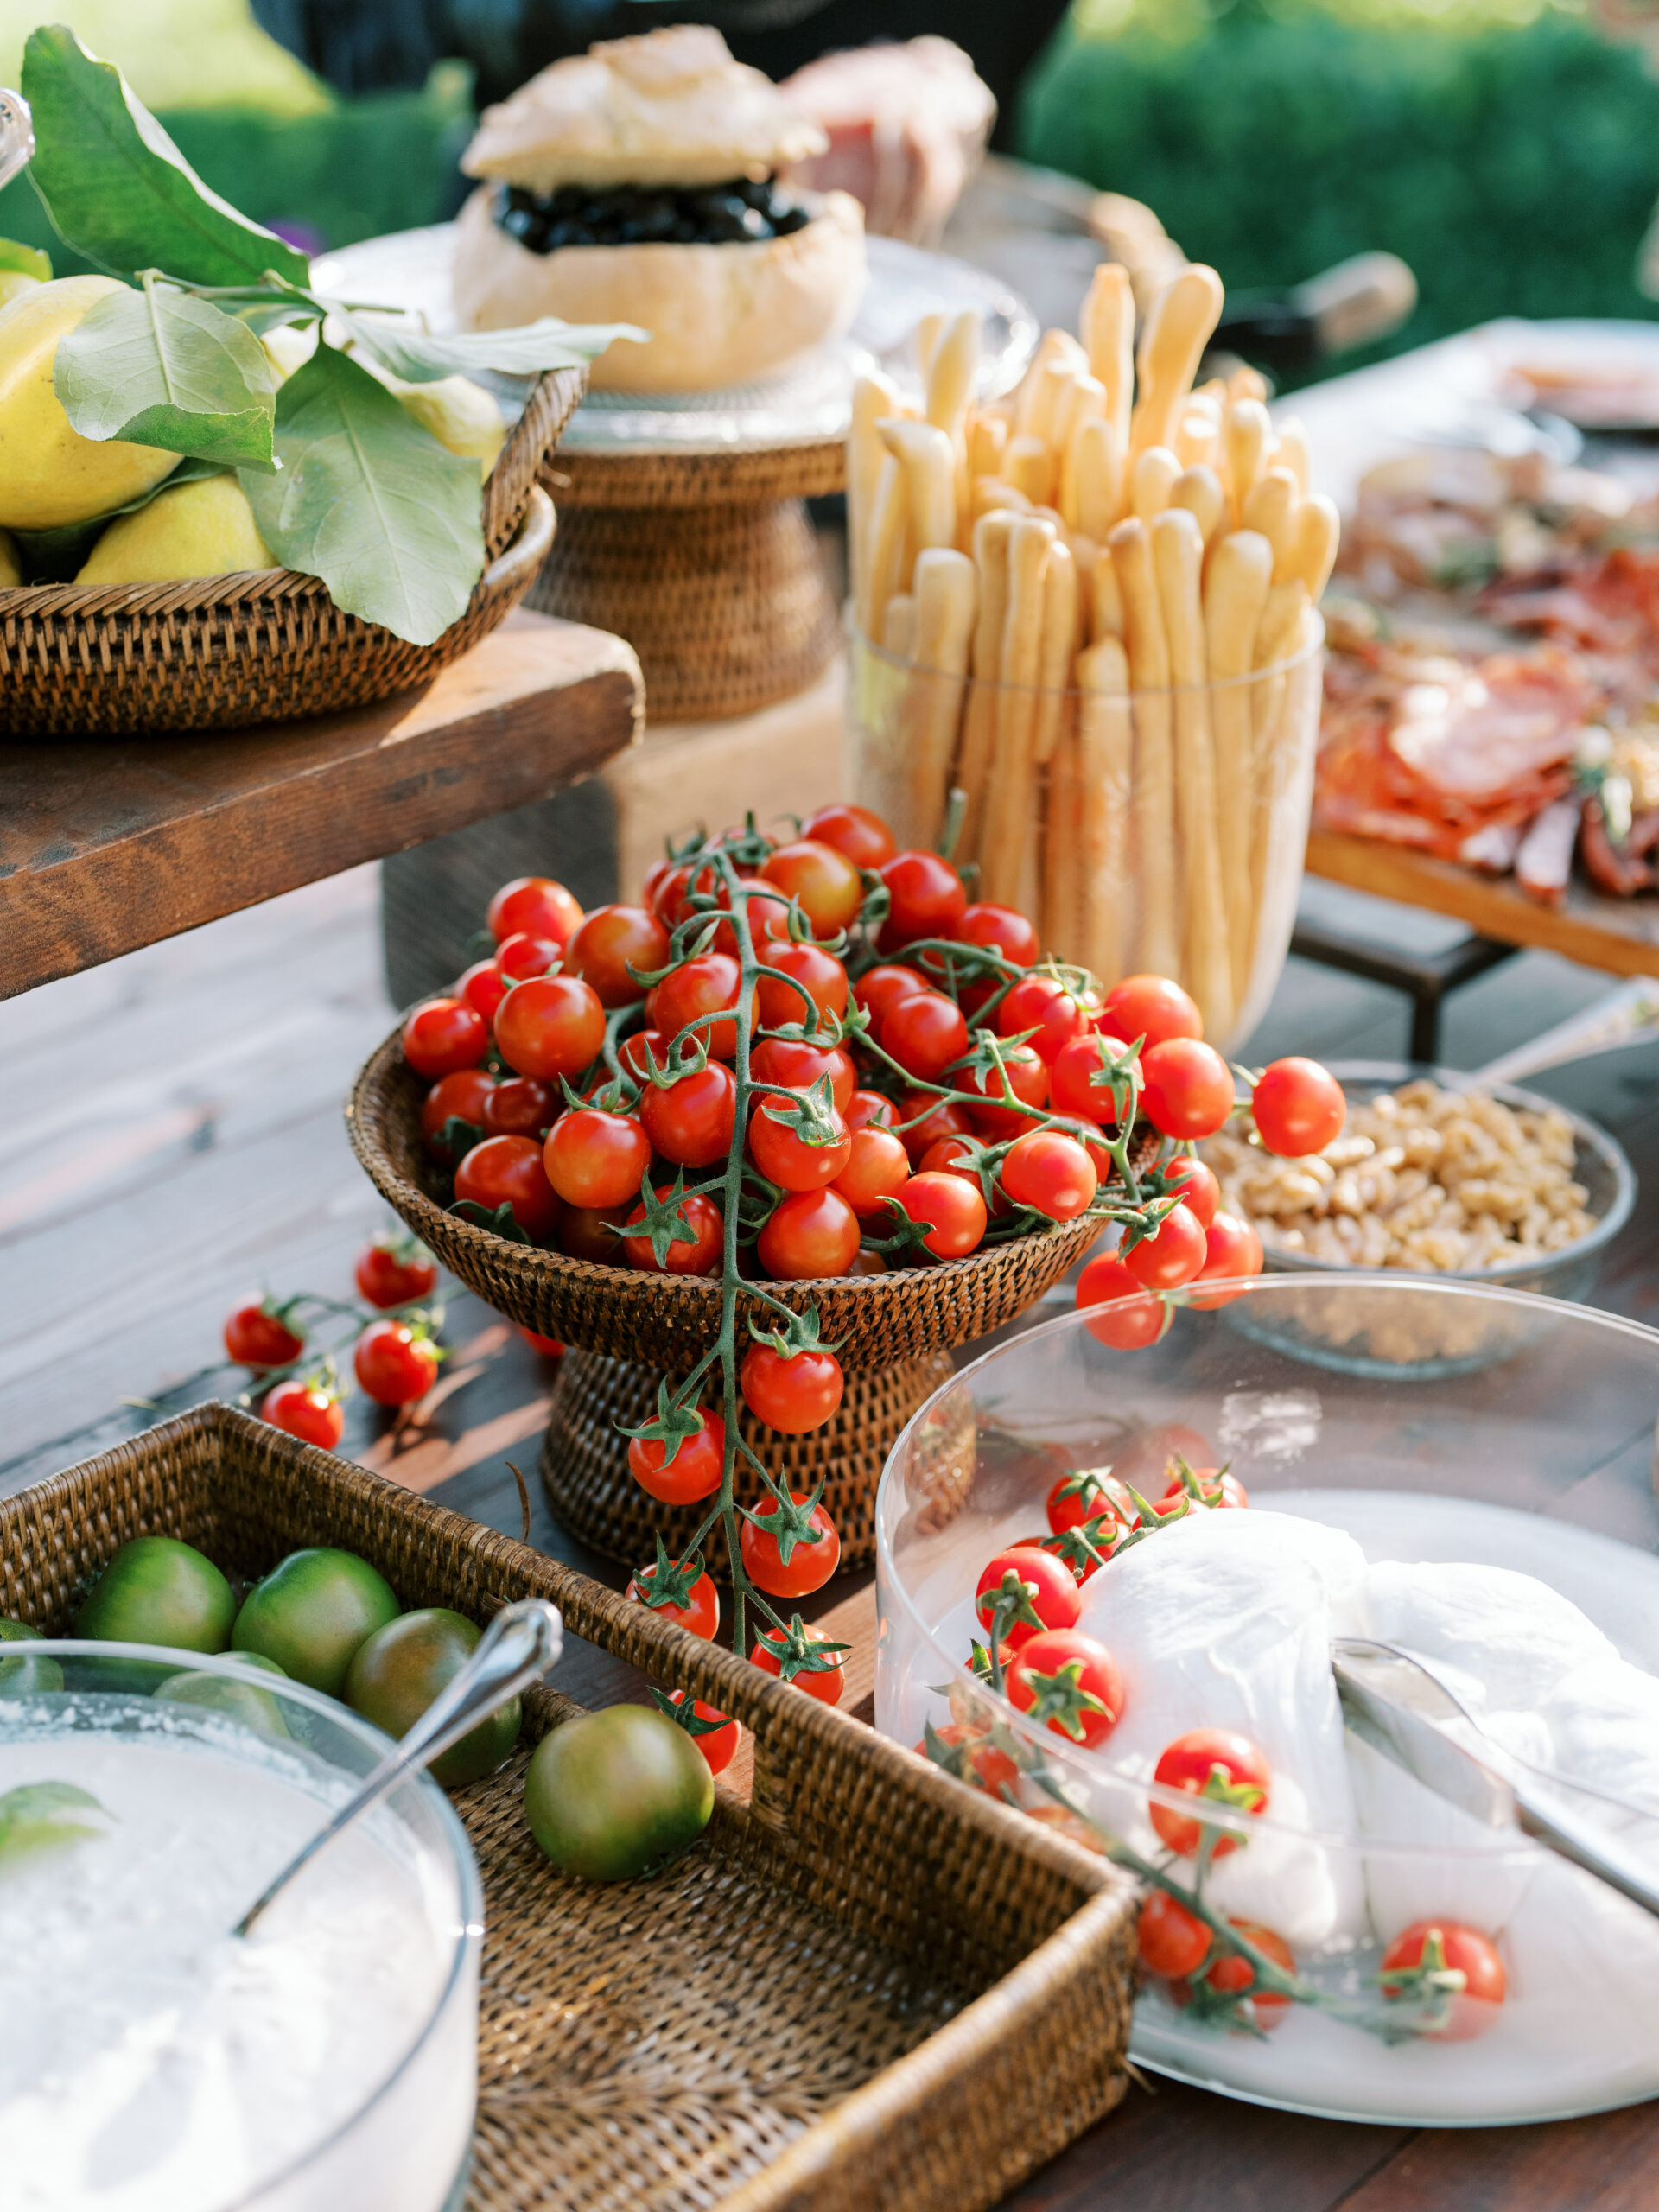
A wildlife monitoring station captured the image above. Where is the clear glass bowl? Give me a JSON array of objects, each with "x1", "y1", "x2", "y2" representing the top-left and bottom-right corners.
[
  {"x1": 0, "y1": 1643, "x2": 481, "y2": 2212},
  {"x1": 874, "y1": 1279, "x2": 1659, "y2": 2125},
  {"x1": 847, "y1": 619, "x2": 1325, "y2": 1052}
]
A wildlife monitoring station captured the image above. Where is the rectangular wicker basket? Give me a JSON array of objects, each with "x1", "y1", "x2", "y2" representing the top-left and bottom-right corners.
[{"x1": 0, "y1": 1403, "x2": 1135, "y2": 2212}]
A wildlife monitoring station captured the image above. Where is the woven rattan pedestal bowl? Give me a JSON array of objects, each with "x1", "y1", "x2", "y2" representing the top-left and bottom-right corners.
[
  {"x1": 1, "y1": 368, "x2": 578, "y2": 738},
  {"x1": 346, "y1": 1027, "x2": 1104, "y2": 1570}
]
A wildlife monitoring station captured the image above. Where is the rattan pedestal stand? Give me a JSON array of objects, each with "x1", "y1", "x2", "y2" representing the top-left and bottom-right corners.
[{"x1": 527, "y1": 440, "x2": 844, "y2": 723}]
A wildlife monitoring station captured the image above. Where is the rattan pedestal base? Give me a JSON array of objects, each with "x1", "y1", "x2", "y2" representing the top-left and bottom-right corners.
[{"x1": 541, "y1": 1344, "x2": 959, "y2": 1573}]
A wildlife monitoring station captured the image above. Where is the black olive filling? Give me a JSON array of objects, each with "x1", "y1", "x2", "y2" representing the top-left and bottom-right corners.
[{"x1": 493, "y1": 176, "x2": 816, "y2": 252}]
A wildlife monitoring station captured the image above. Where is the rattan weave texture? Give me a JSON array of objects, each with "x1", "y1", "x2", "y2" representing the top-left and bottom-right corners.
[
  {"x1": 0, "y1": 367, "x2": 579, "y2": 738},
  {"x1": 0, "y1": 1403, "x2": 1135, "y2": 2212}
]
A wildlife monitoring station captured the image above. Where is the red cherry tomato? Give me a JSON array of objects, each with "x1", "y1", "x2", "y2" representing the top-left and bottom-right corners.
[
  {"x1": 852, "y1": 963, "x2": 928, "y2": 1038},
  {"x1": 627, "y1": 1408, "x2": 725, "y2": 1503},
  {"x1": 1139, "y1": 1038, "x2": 1236, "y2": 1141},
  {"x1": 757, "y1": 1187, "x2": 861, "y2": 1280},
  {"x1": 1159, "y1": 1465, "x2": 1249, "y2": 1512},
  {"x1": 224, "y1": 1301, "x2": 305, "y2": 1369},
  {"x1": 1138, "y1": 1890, "x2": 1212, "y2": 1980},
  {"x1": 544, "y1": 1106, "x2": 652, "y2": 1208},
  {"x1": 479, "y1": 1076, "x2": 553, "y2": 1141},
  {"x1": 353, "y1": 1319, "x2": 440, "y2": 1407},
  {"x1": 760, "y1": 840, "x2": 865, "y2": 935},
  {"x1": 560, "y1": 1205, "x2": 624, "y2": 1262},
  {"x1": 918, "y1": 1134, "x2": 1009, "y2": 1220},
  {"x1": 261, "y1": 1377, "x2": 344, "y2": 1451},
  {"x1": 652, "y1": 952, "x2": 751, "y2": 1062},
  {"x1": 957, "y1": 900, "x2": 1040, "y2": 969},
  {"x1": 487, "y1": 876, "x2": 582, "y2": 950},
  {"x1": 755, "y1": 939, "x2": 849, "y2": 1033},
  {"x1": 617, "y1": 1029, "x2": 666, "y2": 1084},
  {"x1": 996, "y1": 974, "x2": 1096, "y2": 1065},
  {"x1": 800, "y1": 801, "x2": 896, "y2": 869},
  {"x1": 1150, "y1": 1729, "x2": 1271, "y2": 1857},
  {"x1": 1007, "y1": 1628, "x2": 1124, "y2": 1749},
  {"x1": 882, "y1": 991, "x2": 969, "y2": 1082},
  {"x1": 751, "y1": 1630, "x2": 846, "y2": 1705},
  {"x1": 876, "y1": 850, "x2": 967, "y2": 951},
  {"x1": 1049, "y1": 1031, "x2": 1139, "y2": 1126},
  {"x1": 1122, "y1": 1201, "x2": 1207, "y2": 1289},
  {"x1": 663, "y1": 1691, "x2": 741, "y2": 1774},
  {"x1": 1046, "y1": 1466, "x2": 1140, "y2": 1538},
  {"x1": 354, "y1": 1237, "x2": 437, "y2": 1309},
  {"x1": 1101, "y1": 975, "x2": 1203, "y2": 1049},
  {"x1": 893, "y1": 1169, "x2": 988, "y2": 1259},
  {"x1": 456, "y1": 957, "x2": 508, "y2": 1024},
  {"x1": 973, "y1": 1545, "x2": 1081, "y2": 1652},
  {"x1": 740, "y1": 1343, "x2": 844, "y2": 1433},
  {"x1": 1162, "y1": 1155, "x2": 1220, "y2": 1228},
  {"x1": 1000, "y1": 1129, "x2": 1098, "y2": 1222},
  {"x1": 1188, "y1": 1211, "x2": 1266, "y2": 1309},
  {"x1": 564, "y1": 904, "x2": 670, "y2": 1008},
  {"x1": 1381, "y1": 1922, "x2": 1507, "y2": 2040},
  {"x1": 1075, "y1": 1253, "x2": 1170, "y2": 1350},
  {"x1": 747, "y1": 1093, "x2": 852, "y2": 1192},
  {"x1": 740, "y1": 1491, "x2": 842, "y2": 1597},
  {"x1": 421, "y1": 1068, "x2": 497, "y2": 1160},
  {"x1": 626, "y1": 1559, "x2": 719, "y2": 1640},
  {"x1": 493, "y1": 975, "x2": 607, "y2": 1082},
  {"x1": 454, "y1": 1134, "x2": 563, "y2": 1242},
  {"x1": 957, "y1": 1046, "x2": 1049, "y2": 1140},
  {"x1": 620, "y1": 1186, "x2": 724, "y2": 1276},
  {"x1": 639, "y1": 1059, "x2": 738, "y2": 1169},
  {"x1": 833, "y1": 1125, "x2": 911, "y2": 1223},
  {"x1": 1203, "y1": 1923, "x2": 1295, "y2": 2025},
  {"x1": 494, "y1": 931, "x2": 560, "y2": 982},
  {"x1": 894, "y1": 1090, "x2": 971, "y2": 1167},
  {"x1": 846, "y1": 1089, "x2": 898, "y2": 1131},
  {"x1": 402, "y1": 996, "x2": 487, "y2": 1079},
  {"x1": 741, "y1": 886, "x2": 794, "y2": 946},
  {"x1": 751, "y1": 1036, "x2": 855, "y2": 1113},
  {"x1": 640, "y1": 857, "x2": 674, "y2": 909},
  {"x1": 918, "y1": 1721, "x2": 1020, "y2": 1796},
  {"x1": 1252, "y1": 1058, "x2": 1346, "y2": 1158}
]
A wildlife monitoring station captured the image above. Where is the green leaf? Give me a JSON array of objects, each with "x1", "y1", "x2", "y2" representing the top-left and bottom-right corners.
[
  {"x1": 0, "y1": 1780, "x2": 111, "y2": 1866},
  {"x1": 21, "y1": 27, "x2": 311, "y2": 289},
  {"x1": 0, "y1": 236, "x2": 51, "y2": 281},
  {"x1": 241, "y1": 344, "x2": 483, "y2": 647},
  {"x1": 54, "y1": 282, "x2": 276, "y2": 470},
  {"x1": 334, "y1": 307, "x2": 645, "y2": 387},
  {"x1": 11, "y1": 455, "x2": 218, "y2": 582}
]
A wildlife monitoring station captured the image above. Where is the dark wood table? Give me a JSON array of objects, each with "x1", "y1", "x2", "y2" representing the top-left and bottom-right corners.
[{"x1": 0, "y1": 609, "x2": 642, "y2": 999}]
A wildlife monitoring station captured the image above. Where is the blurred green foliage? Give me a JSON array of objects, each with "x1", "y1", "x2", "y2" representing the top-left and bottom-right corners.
[{"x1": 1019, "y1": 1, "x2": 1659, "y2": 364}]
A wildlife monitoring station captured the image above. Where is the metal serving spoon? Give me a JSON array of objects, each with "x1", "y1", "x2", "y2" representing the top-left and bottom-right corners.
[
  {"x1": 0, "y1": 88, "x2": 33, "y2": 194},
  {"x1": 234, "y1": 1596, "x2": 563, "y2": 1938},
  {"x1": 1332, "y1": 1636, "x2": 1659, "y2": 1923}
]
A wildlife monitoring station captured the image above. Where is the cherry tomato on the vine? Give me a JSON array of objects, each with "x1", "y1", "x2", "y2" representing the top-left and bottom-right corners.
[
  {"x1": 918, "y1": 1721, "x2": 1021, "y2": 1796},
  {"x1": 750, "y1": 1630, "x2": 846, "y2": 1705},
  {"x1": 973, "y1": 1545, "x2": 1081, "y2": 1651},
  {"x1": 454, "y1": 1133, "x2": 563, "y2": 1241},
  {"x1": 800, "y1": 801, "x2": 896, "y2": 869},
  {"x1": 892, "y1": 1169, "x2": 988, "y2": 1260},
  {"x1": 1049, "y1": 1031, "x2": 1138, "y2": 1126},
  {"x1": 421, "y1": 1067, "x2": 497, "y2": 1160},
  {"x1": 403, "y1": 997, "x2": 487, "y2": 1079},
  {"x1": 894, "y1": 1090, "x2": 971, "y2": 1167},
  {"x1": 663, "y1": 1690, "x2": 741, "y2": 1775},
  {"x1": 354, "y1": 1236, "x2": 437, "y2": 1310},
  {"x1": 1159, "y1": 1465, "x2": 1249, "y2": 1512},
  {"x1": 1006, "y1": 1628, "x2": 1124, "y2": 1749},
  {"x1": 1122, "y1": 1201, "x2": 1207, "y2": 1290},
  {"x1": 224, "y1": 1301, "x2": 305, "y2": 1369},
  {"x1": 918, "y1": 1135, "x2": 1009, "y2": 1219},
  {"x1": 852, "y1": 963, "x2": 928, "y2": 1038},
  {"x1": 494, "y1": 930, "x2": 560, "y2": 982},
  {"x1": 1150, "y1": 1729, "x2": 1271, "y2": 1857},
  {"x1": 261, "y1": 1377, "x2": 345, "y2": 1451},
  {"x1": 957, "y1": 1046, "x2": 1049, "y2": 1140},
  {"x1": 995, "y1": 974, "x2": 1097, "y2": 1065},
  {"x1": 486, "y1": 875, "x2": 582, "y2": 950},
  {"x1": 1161, "y1": 1154, "x2": 1220, "y2": 1228},
  {"x1": 751, "y1": 1037, "x2": 855, "y2": 1113},
  {"x1": 757, "y1": 1187, "x2": 861, "y2": 1280},
  {"x1": 1000, "y1": 1129, "x2": 1098, "y2": 1222},
  {"x1": 740, "y1": 1491, "x2": 842, "y2": 1597},
  {"x1": 626, "y1": 1558, "x2": 720, "y2": 1640},
  {"x1": 478, "y1": 1075, "x2": 554, "y2": 1141},
  {"x1": 545, "y1": 1106, "x2": 652, "y2": 1209},
  {"x1": 353, "y1": 1319, "x2": 440, "y2": 1407},
  {"x1": 1074, "y1": 1253, "x2": 1170, "y2": 1351},
  {"x1": 846, "y1": 1088, "x2": 899, "y2": 1132},
  {"x1": 740, "y1": 1342, "x2": 844, "y2": 1433},
  {"x1": 620, "y1": 1187, "x2": 724, "y2": 1276},
  {"x1": 755, "y1": 940, "x2": 849, "y2": 1033},
  {"x1": 1102, "y1": 975, "x2": 1203, "y2": 1050},
  {"x1": 760, "y1": 840, "x2": 865, "y2": 935},
  {"x1": 456, "y1": 958, "x2": 509, "y2": 1024},
  {"x1": 1381, "y1": 1922, "x2": 1507, "y2": 2040},
  {"x1": 652, "y1": 952, "x2": 751, "y2": 1062},
  {"x1": 1187, "y1": 1211, "x2": 1265, "y2": 1309},
  {"x1": 639, "y1": 1059, "x2": 738, "y2": 1169},
  {"x1": 957, "y1": 900, "x2": 1040, "y2": 969},
  {"x1": 627, "y1": 1409, "x2": 725, "y2": 1504},
  {"x1": 1046, "y1": 1466, "x2": 1140, "y2": 1537},
  {"x1": 561, "y1": 1205, "x2": 626, "y2": 1263},
  {"x1": 1202, "y1": 1923, "x2": 1295, "y2": 2026},
  {"x1": 747, "y1": 1094, "x2": 852, "y2": 1192},
  {"x1": 1140, "y1": 1039, "x2": 1236, "y2": 1141},
  {"x1": 881, "y1": 991, "x2": 969, "y2": 1083},
  {"x1": 833, "y1": 1124, "x2": 911, "y2": 1224},
  {"x1": 1138, "y1": 1890, "x2": 1211, "y2": 1980},
  {"x1": 618, "y1": 1028, "x2": 667, "y2": 1084},
  {"x1": 1251, "y1": 1057, "x2": 1346, "y2": 1158},
  {"x1": 493, "y1": 975, "x2": 607, "y2": 1082},
  {"x1": 876, "y1": 850, "x2": 967, "y2": 951},
  {"x1": 563, "y1": 904, "x2": 670, "y2": 1008}
]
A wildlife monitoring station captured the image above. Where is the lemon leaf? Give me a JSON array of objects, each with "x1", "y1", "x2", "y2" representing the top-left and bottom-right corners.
[
  {"x1": 55, "y1": 281, "x2": 276, "y2": 470},
  {"x1": 0, "y1": 237, "x2": 51, "y2": 282},
  {"x1": 332, "y1": 307, "x2": 645, "y2": 386}
]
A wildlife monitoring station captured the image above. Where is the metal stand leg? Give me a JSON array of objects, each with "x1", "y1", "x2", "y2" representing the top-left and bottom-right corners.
[{"x1": 1290, "y1": 919, "x2": 1520, "y2": 1065}]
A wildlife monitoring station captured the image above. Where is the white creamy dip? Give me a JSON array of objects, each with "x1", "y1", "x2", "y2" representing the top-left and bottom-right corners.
[{"x1": 0, "y1": 1716, "x2": 470, "y2": 2212}]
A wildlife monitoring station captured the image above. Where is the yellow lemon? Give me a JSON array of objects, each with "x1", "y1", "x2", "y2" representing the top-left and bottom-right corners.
[
  {"x1": 0, "y1": 276, "x2": 183, "y2": 531},
  {"x1": 0, "y1": 271, "x2": 42, "y2": 310},
  {"x1": 261, "y1": 322, "x2": 316, "y2": 384},
  {"x1": 0, "y1": 528, "x2": 22, "y2": 588},
  {"x1": 75, "y1": 474, "x2": 275, "y2": 586},
  {"x1": 384, "y1": 367, "x2": 505, "y2": 479}
]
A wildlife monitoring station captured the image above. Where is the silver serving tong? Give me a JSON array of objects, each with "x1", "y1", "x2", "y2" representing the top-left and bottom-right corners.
[
  {"x1": 1332, "y1": 1636, "x2": 1659, "y2": 1923},
  {"x1": 233, "y1": 1596, "x2": 563, "y2": 1937},
  {"x1": 0, "y1": 89, "x2": 33, "y2": 194}
]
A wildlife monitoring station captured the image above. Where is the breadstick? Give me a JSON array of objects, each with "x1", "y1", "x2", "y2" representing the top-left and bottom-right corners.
[
  {"x1": 1240, "y1": 466, "x2": 1300, "y2": 579},
  {"x1": 904, "y1": 547, "x2": 978, "y2": 847},
  {"x1": 1033, "y1": 537, "x2": 1079, "y2": 767},
  {"x1": 1153, "y1": 506, "x2": 1232, "y2": 1036},
  {"x1": 1130, "y1": 445, "x2": 1182, "y2": 523},
  {"x1": 1274, "y1": 415, "x2": 1311, "y2": 495},
  {"x1": 1223, "y1": 399, "x2": 1272, "y2": 527},
  {"x1": 1246, "y1": 575, "x2": 1312, "y2": 995},
  {"x1": 1091, "y1": 545, "x2": 1125, "y2": 641},
  {"x1": 878, "y1": 417, "x2": 956, "y2": 569},
  {"x1": 916, "y1": 312, "x2": 947, "y2": 379},
  {"x1": 1081, "y1": 261, "x2": 1135, "y2": 447},
  {"x1": 849, "y1": 372, "x2": 899, "y2": 613},
  {"x1": 1069, "y1": 416, "x2": 1124, "y2": 543},
  {"x1": 1076, "y1": 633, "x2": 1133, "y2": 987},
  {"x1": 971, "y1": 478, "x2": 1032, "y2": 524},
  {"x1": 1286, "y1": 493, "x2": 1340, "y2": 601},
  {"x1": 1129, "y1": 264, "x2": 1224, "y2": 459},
  {"x1": 1056, "y1": 378, "x2": 1105, "y2": 525},
  {"x1": 967, "y1": 411, "x2": 1007, "y2": 482},
  {"x1": 980, "y1": 518, "x2": 1053, "y2": 904},
  {"x1": 1174, "y1": 404, "x2": 1219, "y2": 472},
  {"x1": 1245, "y1": 601, "x2": 1321, "y2": 1033},
  {"x1": 1005, "y1": 433, "x2": 1054, "y2": 509},
  {"x1": 1203, "y1": 528, "x2": 1274, "y2": 1006},
  {"x1": 925, "y1": 311, "x2": 980, "y2": 438},
  {"x1": 1228, "y1": 364, "x2": 1269, "y2": 406},
  {"x1": 957, "y1": 508, "x2": 1020, "y2": 861},
  {"x1": 859, "y1": 451, "x2": 909, "y2": 644},
  {"x1": 1066, "y1": 531, "x2": 1099, "y2": 632},
  {"x1": 1171, "y1": 464, "x2": 1225, "y2": 555},
  {"x1": 1108, "y1": 516, "x2": 1179, "y2": 976},
  {"x1": 883, "y1": 593, "x2": 917, "y2": 661},
  {"x1": 1255, "y1": 577, "x2": 1311, "y2": 672},
  {"x1": 1044, "y1": 714, "x2": 1083, "y2": 964},
  {"x1": 1193, "y1": 378, "x2": 1230, "y2": 412}
]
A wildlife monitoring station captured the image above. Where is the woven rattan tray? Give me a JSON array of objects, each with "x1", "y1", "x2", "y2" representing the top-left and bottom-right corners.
[
  {"x1": 0, "y1": 1402, "x2": 1135, "y2": 2212},
  {"x1": 0, "y1": 367, "x2": 578, "y2": 739}
]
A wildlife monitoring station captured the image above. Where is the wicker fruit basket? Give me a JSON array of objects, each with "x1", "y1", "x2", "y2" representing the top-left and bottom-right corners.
[
  {"x1": 1, "y1": 367, "x2": 580, "y2": 739},
  {"x1": 0, "y1": 1402, "x2": 1136, "y2": 2212},
  {"x1": 346, "y1": 1027, "x2": 1108, "y2": 1570}
]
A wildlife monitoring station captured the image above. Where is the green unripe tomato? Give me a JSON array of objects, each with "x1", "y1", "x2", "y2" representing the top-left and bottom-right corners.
[
  {"x1": 523, "y1": 1704, "x2": 714, "y2": 1882},
  {"x1": 346, "y1": 1608, "x2": 520, "y2": 1788},
  {"x1": 154, "y1": 1667, "x2": 289, "y2": 1738},
  {"x1": 76, "y1": 1538, "x2": 236, "y2": 1654},
  {"x1": 0, "y1": 1618, "x2": 62, "y2": 1694},
  {"x1": 232, "y1": 1548, "x2": 398, "y2": 1695}
]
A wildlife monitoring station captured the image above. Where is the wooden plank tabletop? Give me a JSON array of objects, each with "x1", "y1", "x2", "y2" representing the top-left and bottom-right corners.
[
  {"x1": 1306, "y1": 829, "x2": 1659, "y2": 981},
  {"x1": 0, "y1": 609, "x2": 642, "y2": 1001}
]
